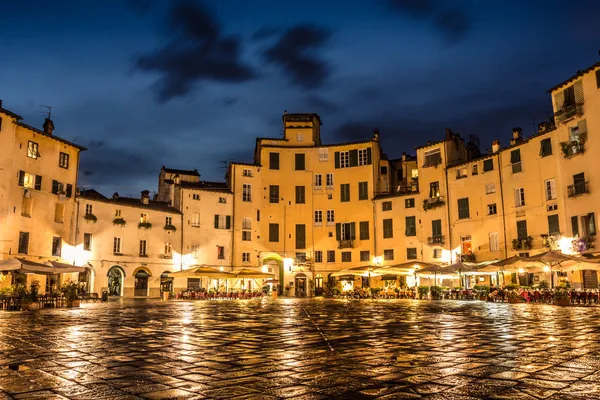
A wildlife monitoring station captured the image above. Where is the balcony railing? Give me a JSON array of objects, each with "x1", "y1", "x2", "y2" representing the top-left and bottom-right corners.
[
  {"x1": 338, "y1": 239, "x2": 354, "y2": 249},
  {"x1": 555, "y1": 103, "x2": 584, "y2": 123},
  {"x1": 423, "y1": 196, "x2": 445, "y2": 211},
  {"x1": 568, "y1": 181, "x2": 589, "y2": 197},
  {"x1": 460, "y1": 253, "x2": 476, "y2": 263},
  {"x1": 560, "y1": 141, "x2": 585, "y2": 158},
  {"x1": 428, "y1": 235, "x2": 445, "y2": 245}
]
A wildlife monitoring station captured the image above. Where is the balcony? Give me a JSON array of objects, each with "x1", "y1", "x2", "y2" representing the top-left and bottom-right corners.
[
  {"x1": 555, "y1": 103, "x2": 584, "y2": 124},
  {"x1": 423, "y1": 196, "x2": 445, "y2": 211},
  {"x1": 338, "y1": 239, "x2": 354, "y2": 249},
  {"x1": 427, "y1": 235, "x2": 445, "y2": 245},
  {"x1": 512, "y1": 236, "x2": 533, "y2": 250},
  {"x1": 460, "y1": 253, "x2": 476, "y2": 263},
  {"x1": 568, "y1": 182, "x2": 589, "y2": 197},
  {"x1": 560, "y1": 141, "x2": 585, "y2": 158}
]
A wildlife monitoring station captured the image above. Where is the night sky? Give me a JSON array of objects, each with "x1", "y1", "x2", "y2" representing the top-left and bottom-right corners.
[{"x1": 1, "y1": 0, "x2": 599, "y2": 197}]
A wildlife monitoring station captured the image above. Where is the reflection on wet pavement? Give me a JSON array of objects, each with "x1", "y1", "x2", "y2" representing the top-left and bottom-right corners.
[{"x1": 1, "y1": 298, "x2": 600, "y2": 399}]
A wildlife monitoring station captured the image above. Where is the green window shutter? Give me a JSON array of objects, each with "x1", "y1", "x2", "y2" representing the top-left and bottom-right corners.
[
  {"x1": 65, "y1": 184, "x2": 72, "y2": 198},
  {"x1": 510, "y1": 149, "x2": 521, "y2": 164},
  {"x1": 295, "y1": 154, "x2": 305, "y2": 170},
  {"x1": 214, "y1": 215, "x2": 219, "y2": 229},
  {"x1": 334, "y1": 152, "x2": 340, "y2": 169},
  {"x1": 52, "y1": 180, "x2": 59, "y2": 194},
  {"x1": 350, "y1": 222, "x2": 356, "y2": 240},
  {"x1": 18, "y1": 171, "x2": 25, "y2": 186},
  {"x1": 547, "y1": 215, "x2": 559, "y2": 234},
  {"x1": 226, "y1": 216, "x2": 231, "y2": 229},
  {"x1": 349, "y1": 150, "x2": 358, "y2": 167},
  {"x1": 366, "y1": 147, "x2": 372, "y2": 165},
  {"x1": 432, "y1": 220, "x2": 442, "y2": 236},
  {"x1": 270, "y1": 152, "x2": 279, "y2": 170},
  {"x1": 296, "y1": 224, "x2": 306, "y2": 249},
  {"x1": 34, "y1": 175, "x2": 42, "y2": 191},
  {"x1": 359, "y1": 221, "x2": 369, "y2": 240},
  {"x1": 589, "y1": 213, "x2": 596, "y2": 236},
  {"x1": 517, "y1": 220, "x2": 528, "y2": 240},
  {"x1": 571, "y1": 216, "x2": 579, "y2": 237},
  {"x1": 335, "y1": 223, "x2": 341, "y2": 241}
]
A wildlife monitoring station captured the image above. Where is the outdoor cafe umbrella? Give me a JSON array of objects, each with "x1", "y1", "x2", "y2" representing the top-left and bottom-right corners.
[
  {"x1": 46, "y1": 261, "x2": 87, "y2": 274},
  {"x1": 0, "y1": 258, "x2": 58, "y2": 274},
  {"x1": 331, "y1": 265, "x2": 381, "y2": 287},
  {"x1": 167, "y1": 266, "x2": 236, "y2": 279},
  {"x1": 519, "y1": 251, "x2": 600, "y2": 287},
  {"x1": 417, "y1": 264, "x2": 456, "y2": 286},
  {"x1": 374, "y1": 261, "x2": 438, "y2": 275},
  {"x1": 235, "y1": 269, "x2": 274, "y2": 279}
]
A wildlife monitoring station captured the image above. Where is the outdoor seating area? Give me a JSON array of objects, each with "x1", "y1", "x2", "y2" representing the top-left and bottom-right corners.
[{"x1": 175, "y1": 290, "x2": 265, "y2": 300}]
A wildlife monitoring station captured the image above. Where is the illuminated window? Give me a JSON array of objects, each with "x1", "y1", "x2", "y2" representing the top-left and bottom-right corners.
[
  {"x1": 59, "y1": 152, "x2": 69, "y2": 169},
  {"x1": 27, "y1": 141, "x2": 39, "y2": 159}
]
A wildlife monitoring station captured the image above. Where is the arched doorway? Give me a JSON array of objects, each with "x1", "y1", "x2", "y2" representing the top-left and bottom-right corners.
[
  {"x1": 133, "y1": 268, "x2": 151, "y2": 297},
  {"x1": 160, "y1": 271, "x2": 173, "y2": 295},
  {"x1": 295, "y1": 273, "x2": 307, "y2": 297},
  {"x1": 107, "y1": 266, "x2": 125, "y2": 296},
  {"x1": 262, "y1": 253, "x2": 284, "y2": 294},
  {"x1": 315, "y1": 274, "x2": 324, "y2": 296}
]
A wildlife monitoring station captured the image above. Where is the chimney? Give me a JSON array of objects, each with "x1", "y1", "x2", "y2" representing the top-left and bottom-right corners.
[
  {"x1": 373, "y1": 128, "x2": 380, "y2": 141},
  {"x1": 43, "y1": 118, "x2": 54, "y2": 135},
  {"x1": 445, "y1": 128, "x2": 453, "y2": 140},
  {"x1": 512, "y1": 127, "x2": 522, "y2": 140},
  {"x1": 173, "y1": 174, "x2": 180, "y2": 184},
  {"x1": 141, "y1": 190, "x2": 150, "y2": 205},
  {"x1": 401, "y1": 152, "x2": 406, "y2": 161},
  {"x1": 492, "y1": 140, "x2": 500, "y2": 153},
  {"x1": 538, "y1": 121, "x2": 550, "y2": 133},
  {"x1": 0, "y1": 100, "x2": 3, "y2": 108},
  {"x1": 112, "y1": 192, "x2": 119, "y2": 199}
]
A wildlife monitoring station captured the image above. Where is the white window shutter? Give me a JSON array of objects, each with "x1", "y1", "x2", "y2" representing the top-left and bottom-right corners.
[
  {"x1": 514, "y1": 188, "x2": 520, "y2": 206},
  {"x1": 550, "y1": 179, "x2": 556, "y2": 200},
  {"x1": 489, "y1": 232, "x2": 499, "y2": 251}
]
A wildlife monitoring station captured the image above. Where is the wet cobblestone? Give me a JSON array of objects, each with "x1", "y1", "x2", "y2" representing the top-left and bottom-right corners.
[{"x1": 1, "y1": 298, "x2": 600, "y2": 399}]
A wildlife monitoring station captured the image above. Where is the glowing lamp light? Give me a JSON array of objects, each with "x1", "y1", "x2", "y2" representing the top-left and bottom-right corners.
[
  {"x1": 543, "y1": 266, "x2": 550, "y2": 272},
  {"x1": 261, "y1": 265, "x2": 268, "y2": 273},
  {"x1": 283, "y1": 258, "x2": 294, "y2": 272},
  {"x1": 558, "y1": 236, "x2": 576, "y2": 255},
  {"x1": 373, "y1": 256, "x2": 383, "y2": 265},
  {"x1": 219, "y1": 267, "x2": 224, "y2": 271},
  {"x1": 518, "y1": 268, "x2": 524, "y2": 274}
]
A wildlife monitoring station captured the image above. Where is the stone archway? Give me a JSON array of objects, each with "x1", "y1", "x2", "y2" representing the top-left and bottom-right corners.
[
  {"x1": 133, "y1": 267, "x2": 152, "y2": 297},
  {"x1": 107, "y1": 265, "x2": 125, "y2": 297},
  {"x1": 262, "y1": 253, "x2": 284, "y2": 294}
]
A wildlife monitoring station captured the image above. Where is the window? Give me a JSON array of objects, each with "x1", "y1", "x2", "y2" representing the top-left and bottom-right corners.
[
  {"x1": 380, "y1": 166, "x2": 387, "y2": 174},
  {"x1": 572, "y1": 216, "x2": 579, "y2": 237},
  {"x1": 358, "y1": 182, "x2": 368, "y2": 200},
  {"x1": 296, "y1": 224, "x2": 306, "y2": 249},
  {"x1": 318, "y1": 148, "x2": 328, "y2": 162},
  {"x1": 191, "y1": 244, "x2": 200, "y2": 258},
  {"x1": 21, "y1": 195, "x2": 33, "y2": 217},
  {"x1": 423, "y1": 148, "x2": 441, "y2": 167},
  {"x1": 191, "y1": 212, "x2": 200, "y2": 227},
  {"x1": 219, "y1": 197, "x2": 227, "y2": 204},
  {"x1": 360, "y1": 251, "x2": 370, "y2": 262},
  {"x1": 83, "y1": 233, "x2": 92, "y2": 251},
  {"x1": 516, "y1": 220, "x2": 529, "y2": 242},
  {"x1": 18, "y1": 232, "x2": 29, "y2": 254},
  {"x1": 483, "y1": 159, "x2": 493, "y2": 172},
  {"x1": 339, "y1": 151, "x2": 349, "y2": 168},
  {"x1": 269, "y1": 152, "x2": 280, "y2": 170},
  {"x1": 242, "y1": 231, "x2": 251, "y2": 241},
  {"x1": 472, "y1": 164, "x2": 478, "y2": 175},
  {"x1": 540, "y1": 138, "x2": 552, "y2": 157},
  {"x1": 485, "y1": 183, "x2": 496, "y2": 194},
  {"x1": 296, "y1": 132, "x2": 304, "y2": 142},
  {"x1": 383, "y1": 219, "x2": 393, "y2": 239},
  {"x1": 257, "y1": 210, "x2": 260, "y2": 221},
  {"x1": 295, "y1": 153, "x2": 306, "y2": 170},
  {"x1": 242, "y1": 184, "x2": 252, "y2": 202},
  {"x1": 242, "y1": 217, "x2": 251, "y2": 229},
  {"x1": 59, "y1": 152, "x2": 69, "y2": 169},
  {"x1": 342, "y1": 252, "x2": 351, "y2": 262},
  {"x1": 405, "y1": 216, "x2": 416, "y2": 236},
  {"x1": 327, "y1": 250, "x2": 335, "y2": 263},
  {"x1": 581, "y1": 213, "x2": 596, "y2": 237},
  {"x1": 52, "y1": 237, "x2": 61, "y2": 256},
  {"x1": 547, "y1": 204, "x2": 558, "y2": 212},
  {"x1": 52, "y1": 180, "x2": 64, "y2": 194},
  {"x1": 405, "y1": 198, "x2": 415, "y2": 208},
  {"x1": 340, "y1": 183, "x2": 350, "y2": 202},
  {"x1": 596, "y1": 69, "x2": 600, "y2": 89},
  {"x1": 433, "y1": 249, "x2": 442, "y2": 259},
  {"x1": 407, "y1": 248, "x2": 417, "y2": 260},
  {"x1": 139, "y1": 240, "x2": 147, "y2": 256},
  {"x1": 295, "y1": 186, "x2": 305, "y2": 204},
  {"x1": 336, "y1": 222, "x2": 355, "y2": 241},
  {"x1": 27, "y1": 141, "x2": 39, "y2": 159},
  {"x1": 166, "y1": 216, "x2": 172, "y2": 226},
  {"x1": 326, "y1": 210, "x2": 335, "y2": 225},
  {"x1": 545, "y1": 179, "x2": 556, "y2": 200},
  {"x1": 314, "y1": 174, "x2": 322, "y2": 189},
  {"x1": 326, "y1": 173, "x2": 334, "y2": 189},
  {"x1": 382, "y1": 201, "x2": 392, "y2": 211},
  {"x1": 269, "y1": 223, "x2": 279, "y2": 242},
  {"x1": 515, "y1": 188, "x2": 525, "y2": 207},
  {"x1": 359, "y1": 221, "x2": 369, "y2": 240},
  {"x1": 510, "y1": 149, "x2": 522, "y2": 173},
  {"x1": 192, "y1": 193, "x2": 200, "y2": 200},
  {"x1": 458, "y1": 198, "x2": 470, "y2": 219},
  {"x1": 269, "y1": 185, "x2": 279, "y2": 203},
  {"x1": 242, "y1": 169, "x2": 252, "y2": 177},
  {"x1": 489, "y1": 232, "x2": 499, "y2": 251},
  {"x1": 384, "y1": 249, "x2": 394, "y2": 261},
  {"x1": 432, "y1": 219, "x2": 442, "y2": 237},
  {"x1": 314, "y1": 210, "x2": 323, "y2": 226},
  {"x1": 217, "y1": 246, "x2": 225, "y2": 260},
  {"x1": 548, "y1": 215, "x2": 560, "y2": 234},
  {"x1": 187, "y1": 278, "x2": 200, "y2": 291},
  {"x1": 315, "y1": 251, "x2": 323, "y2": 263},
  {"x1": 358, "y1": 149, "x2": 368, "y2": 166},
  {"x1": 214, "y1": 215, "x2": 231, "y2": 229},
  {"x1": 18, "y1": 171, "x2": 37, "y2": 189},
  {"x1": 572, "y1": 172, "x2": 587, "y2": 195},
  {"x1": 456, "y1": 168, "x2": 467, "y2": 179},
  {"x1": 429, "y1": 181, "x2": 440, "y2": 198},
  {"x1": 165, "y1": 242, "x2": 172, "y2": 258},
  {"x1": 85, "y1": 204, "x2": 93, "y2": 215},
  {"x1": 487, "y1": 204, "x2": 497, "y2": 215},
  {"x1": 113, "y1": 237, "x2": 122, "y2": 254},
  {"x1": 115, "y1": 209, "x2": 122, "y2": 217},
  {"x1": 140, "y1": 213, "x2": 148, "y2": 223}
]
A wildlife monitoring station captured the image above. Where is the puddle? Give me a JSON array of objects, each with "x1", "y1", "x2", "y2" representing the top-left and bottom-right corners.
[{"x1": 2, "y1": 363, "x2": 30, "y2": 371}]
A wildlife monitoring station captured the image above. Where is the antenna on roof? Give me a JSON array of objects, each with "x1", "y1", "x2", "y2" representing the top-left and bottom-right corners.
[
  {"x1": 39, "y1": 105, "x2": 52, "y2": 119},
  {"x1": 219, "y1": 160, "x2": 228, "y2": 169}
]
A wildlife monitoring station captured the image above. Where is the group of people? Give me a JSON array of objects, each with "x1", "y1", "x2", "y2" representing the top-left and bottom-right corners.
[
  {"x1": 175, "y1": 289, "x2": 266, "y2": 300},
  {"x1": 488, "y1": 286, "x2": 600, "y2": 304}
]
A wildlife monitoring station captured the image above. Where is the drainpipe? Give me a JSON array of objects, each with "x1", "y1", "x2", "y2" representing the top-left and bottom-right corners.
[
  {"x1": 372, "y1": 200, "x2": 377, "y2": 262},
  {"x1": 229, "y1": 167, "x2": 235, "y2": 273},
  {"x1": 498, "y1": 152, "x2": 508, "y2": 259},
  {"x1": 179, "y1": 186, "x2": 184, "y2": 271},
  {"x1": 442, "y1": 144, "x2": 452, "y2": 263}
]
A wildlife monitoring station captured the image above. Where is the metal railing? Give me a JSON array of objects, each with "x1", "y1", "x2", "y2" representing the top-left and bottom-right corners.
[
  {"x1": 338, "y1": 240, "x2": 354, "y2": 249},
  {"x1": 561, "y1": 141, "x2": 585, "y2": 158},
  {"x1": 555, "y1": 103, "x2": 584, "y2": 123},
  {"x1": 428, "y1": 235, "x2": 445, "y2": 245},
  {"x1": 568, "y1": 181, "x2": 589, "y2": 197}
]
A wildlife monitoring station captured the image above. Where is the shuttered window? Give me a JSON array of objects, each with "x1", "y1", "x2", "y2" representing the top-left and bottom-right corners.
[
  {"x1": 295, "y1": 153, "x2": 305, "y2": 170},
  {"x1": 432, "y1": 219, "x2": 442, "y2": 236},
  {"x1": 383, "y1": 219, "x2": 393, "y2": 239},
  {"x1": 545, "y1": 179, "x2": 556, "y2": 200},
  {"x1": 359, "y1": 221, "x2": 369, "y2": 240},
  {"x1": 269, "y1": 185, "x2": 279, "y2": 203},
  {"x1": 296, "y1": 224, "x2": 306, "y2": 249},
  {"x1": 489, "y1": 232, "x2": 499, "y2": 251},
  {"x1": 269, "y1": 152, "x2": 279, "y2": 170},
  {"x1": 548, "y1": 215, "x2": 560, "y2": 235},
  {"x1": 540, "y1": 138, "x2": 552, "y2": 157},
  {"x1": 340, "y1": 184, "x2": 350, "y2": 202},
  {"x1": 295, "y1": 186, "x2": 305, "y2": 204},
  {"x1": 405, "y1": 216, "x2": 416, "y2": 236},
  {"x1": 572, "y1": 216, "x2": 579, "y2": 237},
  {"x1": 517, "y1": 220, "x2": 528, "y2": 240},
  {"x1": 458, "y1": 198, "x2": 470, "y2": 219},
  {"x1": 483, "y1": 159, "x2": 493, "y2": 172},
  {"x1": 358, "y1": 182, "x2": 368, "y2": 200},
  {"x1": 269, "y1": 223, "x2": 279, "y2": 242}
]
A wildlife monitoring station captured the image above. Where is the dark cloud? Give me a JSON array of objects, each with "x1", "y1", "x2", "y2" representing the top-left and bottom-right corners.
[
  {"x1": 304, "y1": 94, "x2": 339, "y2": 114},
  {"x1": 221, "y1": 97, "x2": 239, "y2": 107},
  {"x1": 386, "y1": 0, "x2": 472, "y2": 43},
  {"x1": 252, "y1": 26, "x2": 280, "y2": 41},
  {"x1": 135, "y1": 1, "x2": 256, "y2": 102},
  {"x1": 262, "y1": 24, "x2": 332, "y2": 89}
]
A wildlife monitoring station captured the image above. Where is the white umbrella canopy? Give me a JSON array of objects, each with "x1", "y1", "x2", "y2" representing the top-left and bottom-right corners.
[
  {"x1": 168, "y1": 266, "x2": 236, "y2": 279},
  {"x1": 235, "y1": 269, "x2": 274, "y2": 279},
  {"x1": 374, "y1": 261, "x2": 439, "y2": 275},
  {"x1": 330, "y1": 265, "x2": 381, "y2": 277},
  {"x1": 46, "y1": 261, "x2": 87, "y2": 274},
  {"x1": 0, "y1": 258, "x2": 58, "y2": 274}
]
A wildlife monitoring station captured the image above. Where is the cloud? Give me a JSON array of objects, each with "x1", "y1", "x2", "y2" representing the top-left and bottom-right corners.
[
  {"x1": 386, "y1": 0, "x2": 472, "y2": 43},
  {"x1": 251, "y1": 26, "x2": 280, "y2": 41},
  {"x1": 262, "y1": 24, "x2": 332, "y2": 89},
  {"x1": 135, "y1": 1, "x2": 256, "y2": 102}
]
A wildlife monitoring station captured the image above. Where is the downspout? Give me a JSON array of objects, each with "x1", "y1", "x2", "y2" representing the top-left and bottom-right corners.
[
  {"x1": 73, "y1": 149, "x2": 82, "y2": 265},
  {"x1": 442, "y1": 144, "x2": 452, "y2": 263},
  {"x1": 498, "y1": 152, "x2": 508, "y2": 259},
  {"x1": 179, "y1": 186, "x2": 184, "y2": 271},
  {"x1": 372, "y1": 200, "x2": 377, "y2": 261}
]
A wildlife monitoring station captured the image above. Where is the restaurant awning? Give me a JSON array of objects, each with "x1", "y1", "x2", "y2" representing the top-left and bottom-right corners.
[
  {"x1": 168, "y1": 266, "x2": 236, "y2": 279},
  {"x1": 330, "y1": 265, "x2": 380, "y2": 277},
  {"x1": 235, "y1": 269, "x2": 274, "y2": 279},
  {"x1": 380, "y1": 275, "x2": 398, "y2": 281},
  {"x1": 0, "y1": 258, "x2": 60, "y2": 274},
  {"x1": 337, "y1": 275, "x2": 354, "y2": 281},
  {"x1": 46, "y1": 261, "x2": 87, "y2": 273}
]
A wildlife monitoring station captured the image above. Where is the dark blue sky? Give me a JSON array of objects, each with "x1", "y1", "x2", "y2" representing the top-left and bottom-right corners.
[{"x1": 1, "y1": 0, "x2": 599, "y2": 197}]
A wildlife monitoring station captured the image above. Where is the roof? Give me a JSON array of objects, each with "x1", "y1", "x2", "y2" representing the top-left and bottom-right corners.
[
  {"x1": 415, "y1": 139, "x2": 447, "y2": 150},
  {"x1": 260, "y1": 138, "x2": 374, "y2": 150},
  {"x1": 0, "y1": 106, "x2": 23, "y2": 120},
  {"x1": 177, "y1": 180, "x2": 232, "y2": 194},
  {"x1": 447, "y1": 153, "x2": 495, "y2": 169},
  {"x1": 79, "y1": 190, "x2": 181, "y2": 214},
  {"x1": 230, "y1": 161, "x2": 258, "y2": 167},
  {"x1": 283, "y1": 113, "x2": 323, "y2": 126},
  {"x1": 161, "y1": 166, "x2": 200, "y2": 176},
  {"x1": 17, "y1": 122, "x2": 87, "y2": 151},
  {"x1": 547, "y1": 61, "x2": 600, "y2": 93},
  {"x1": 373, "y1": 191, "x2": 419, "y2": 200}
]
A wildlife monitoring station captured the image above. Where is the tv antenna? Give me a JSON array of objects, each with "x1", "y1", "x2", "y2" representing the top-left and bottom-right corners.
[
  {"x1": 219, "y1": 160, "x2": 229, "y2": 169},
  {"x1": 39, "y1": 105, "x2": 52, "y2": 119}
]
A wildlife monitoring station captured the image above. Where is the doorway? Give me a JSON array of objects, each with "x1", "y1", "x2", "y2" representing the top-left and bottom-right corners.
[
  {"x1": 134, "y1": 270, "x2": 150, "y2": 297},
  {"x1": 315, "y1": 274, "x2": 323, "y2": 296},
  {"x1": 160, "y1": 271, "x2": 173, "y2": 295},
  {"x1": 295, "y1": 273, "x2": 307, "y2": 297},
  {"x1": 107, "y1": 266, "x2": 124, "y2": 296}
]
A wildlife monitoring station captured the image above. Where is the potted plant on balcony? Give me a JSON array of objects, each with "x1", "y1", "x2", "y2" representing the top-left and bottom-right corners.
[
  {"x1": 22, "y1": 280, "x2": 40, "y2": 311},
  {"x1": 113, "y1": 217, "x2": 126, "y2": 226},
  {"x1": 164, "y1": 224, "x2": 177, "y2": 232},
  {"x1": 84, "y1": 213, "x2": 97, "y2": 223},
  {"x1": 430, "y1": 285, "x2": 442, "y2": 300},
  {"x1": 554, "y1": 286, "x2": 570, "y2": 306},
  {"x1": 418, "y1": 285, "x2": 429, "y2": 300},
  {"x1": 61, "y1": 280, "x2": 80, "y2": 308},
  {"x1": 138, "y1": 221, "x2": 152, "y2": 230}
]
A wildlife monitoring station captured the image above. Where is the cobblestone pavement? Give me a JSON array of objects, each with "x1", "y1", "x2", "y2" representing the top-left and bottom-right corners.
[{"x1": 2, "y1": 299, "x2": 600, "y2": 400}]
